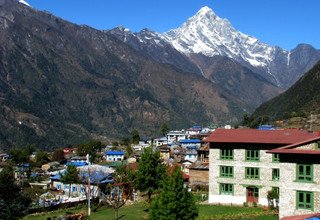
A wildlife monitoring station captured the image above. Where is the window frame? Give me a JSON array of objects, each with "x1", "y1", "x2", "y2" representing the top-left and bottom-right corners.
[
  {"x1": 296, "y1": 164, "x2": 313, "y2": 182},
  {"x1": 272, "y1": 168, "x2": 280, "y2": 181},
  {"x1": 219, "y1": 183, "x2": 234, "y2": 195},
  {"x1": 220, "y1": 149, "x2": 234, "y2": 160},
  {"x1": 272, "y1": 153, "x2": 280, "y2": 163},
  {"x1": 220, "y1": 166, "x2": 234, "y2": 178},
  {"x1": 272, "y1": 187, "x2": 279, "y2": 197},
  {"x1": 245, "y1": 150, "x2": 260, "y2": 161},
  {"x1": 296, "y1": 191, "x2": 314, "y2": 210},
  {"x1": 245, "y1": 167, "x2": 260, "y2": 179}
]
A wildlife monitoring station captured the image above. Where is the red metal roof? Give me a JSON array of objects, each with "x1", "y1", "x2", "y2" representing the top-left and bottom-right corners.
[
  {"x1": 281, "y1": 213, "x2": 320, "y2": 220},
  {"x1": 268, "y1": 136, "x2": 320, "y2": 155},
  {"x1": 204, "y1": 128, "x2": 320, "y2": 145}
]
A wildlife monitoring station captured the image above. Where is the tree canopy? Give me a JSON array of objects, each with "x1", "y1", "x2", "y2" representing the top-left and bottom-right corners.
[
  {"x1": 51, "y1": 148, "x2": 66, "y2": 163},
  {"x1": 35, "y1": 150, "x2": 50, "y2": 167},
  {"x1": 77, "y1": 140, "x2": 102, "y2": 163},
  {"x1": 150, "y1": 167, "x2": 198, "y2": 220},
  {"x1": 0, "y1": 166, "x2": 31, "y2": 220},
  {"x1": 131, "y1": 130, "x2": 140, "y2": 145},
  {"x1": 9, "y1": 148, "x2": 29, "y2": 165},
  {"x1": 60, "y1": 164, "x2": 80, "y2": 197},
  {"x1": 160, "y1": 123, "x2": 170, "y2": 137},
  {"x1": 134, "y1": 147, "x2": 165, "y2": 203}
]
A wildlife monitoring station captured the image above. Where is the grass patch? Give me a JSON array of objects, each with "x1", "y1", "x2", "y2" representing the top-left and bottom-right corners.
[
  {"x1": 24, "y1": 203, "x2": 278, "y2": 220},
  {"x1": 24, "y1": 202, "x2": 149, "y2": 220},
  {"x1": 198, "y1": 205, "x2": 278, "y2": 220}
]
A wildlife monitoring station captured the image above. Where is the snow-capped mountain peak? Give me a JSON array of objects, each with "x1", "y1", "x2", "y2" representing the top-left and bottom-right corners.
[
  {"x1": 196, "y1": 6, "x2": 217, "y2": 18},
  {"x1": 18, "y1": 0, "x2": 31, "y2": 7},
  {"x1": 162, "y1": 6, "x2": 279, "y2": 70}
]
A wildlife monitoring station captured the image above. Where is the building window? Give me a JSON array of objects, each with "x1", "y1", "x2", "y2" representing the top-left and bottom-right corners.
[
  {"x1": 220, "y1": 149, "x2": 233, "y2": 160},
  {"x1": 271, "y1": 187, "x2": 280, "y2": 197},
  {"x1": 57, "y1": 184, "x2": 61, "y2": 190},
  {"x1": 296, "y1": 191, "x2": 313, "y2": 210},
  {"x1": 272, "y1": 169, "x2": 280, "y2": 181},
  {"x1": 220, "y1": 183, "x2": 233, "y2": 195},
  {"x1": 272, "y1": 154, "x2": 280, "y2": 162},
  {"x1": 245, "y1": 150, "x2": 260, "y2": 161},
  {"x1": 245, "y1": 167, "x2": 259, "y2": 179},
  {"x1": 296, "y1": 164, "x2": 313, "y2": 182},
  {"x1": 220, "y1": 166, "x2": 234, "y2": 178},
  {"x1": 72, "y1": 186, "x2": 77, "y2": 192}
]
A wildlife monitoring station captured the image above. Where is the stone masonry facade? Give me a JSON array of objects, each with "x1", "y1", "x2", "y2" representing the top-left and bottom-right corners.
[
  {"x1": 278, "y1": 161, "x2": 320, "y2": 219},
  {"x1": 209, "y1": 148, "x2": 280, "y2": 206}
]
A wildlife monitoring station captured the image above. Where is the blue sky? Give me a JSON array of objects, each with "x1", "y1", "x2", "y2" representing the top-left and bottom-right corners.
[{"x1": 26, "y1": 0, "x2": 319, "y2": 50}]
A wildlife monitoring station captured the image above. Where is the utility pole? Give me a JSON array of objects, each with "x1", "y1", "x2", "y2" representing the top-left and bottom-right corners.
[{"x1": 86, "y1": 154, "x2": 91, "y2": 218}]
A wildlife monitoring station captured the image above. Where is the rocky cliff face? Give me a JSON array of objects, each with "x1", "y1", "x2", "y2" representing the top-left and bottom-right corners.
[{"x1": 106, "y1": 27, "x2": 202, "y2": 75}]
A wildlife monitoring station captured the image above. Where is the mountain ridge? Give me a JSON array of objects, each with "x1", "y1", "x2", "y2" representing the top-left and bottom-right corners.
[
  {"x1": 161, "y1": 6, "x2": 320, "y2": 89},
  {"x1": 0, "y1": 0, "x2": 252, "y2": 149},
  {"x1": 253, "y1": 61, "x2": 320, "y2": 120}
]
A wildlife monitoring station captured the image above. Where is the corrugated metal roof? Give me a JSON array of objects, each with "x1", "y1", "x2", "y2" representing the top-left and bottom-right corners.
[
  {"x1": 65, "y1": 161, "x2": 88, "y2": 167},
  {"x1": 180, "y1": 139, "x2": 201, "y2": 143},
  {"x1": 268, "y1": 136, "x2": 320, "y2": 155},
  {"x1": 204, "y1": 128, "x2": 320, "y2": 145},
  {"x1": 106, "y1": 151, "x2": 125, "y2": 155},
  {"x1": 50, "y1": 164, "x2": 114, "y2": 184}
]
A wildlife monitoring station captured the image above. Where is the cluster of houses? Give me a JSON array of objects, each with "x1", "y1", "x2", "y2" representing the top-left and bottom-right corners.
[
  {"x1": 3, "y1": 123, "x2": 320, "y2": 220},
  {"x1": 149, "y1": 124, "x2": 320, "y2": 219},
  {"x1": 147, "y1": 125, "x2": 213, "y2": 188}
]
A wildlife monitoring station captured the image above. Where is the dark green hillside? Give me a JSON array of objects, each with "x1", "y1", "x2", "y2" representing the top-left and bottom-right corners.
[{"x1": 253, "y1": 61, "x2": 320, "y2": 120}]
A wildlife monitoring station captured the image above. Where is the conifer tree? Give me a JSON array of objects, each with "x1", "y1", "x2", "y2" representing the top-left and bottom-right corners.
[
  {"x1": 0, "y1": 166, "x2": 31, "y2": 220},
  {"x1": 60, "y1": 164, "x2": 80, "y2": 197},
  {"x1": 134, "y1": 147, "x2": 165, "y2": 203},
  {"x1": 150, "y1": 167, "x2": 198, "y2": 220}
]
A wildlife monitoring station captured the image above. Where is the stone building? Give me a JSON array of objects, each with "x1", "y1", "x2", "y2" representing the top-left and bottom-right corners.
[
  {"x1": 189, "y1": 162, "x2": 209, "y2": 187},
  {"x1": 268, "y1": 136, "x2": 320, "y2": 219},
  {"x1": 205, "y1": 129, "x2": 319, "y2": 215}
]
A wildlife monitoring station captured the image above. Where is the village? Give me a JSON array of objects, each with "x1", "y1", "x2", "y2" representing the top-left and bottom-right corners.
[{"x1": 1, "y1": 124, "x2": 320, "y2": 220}]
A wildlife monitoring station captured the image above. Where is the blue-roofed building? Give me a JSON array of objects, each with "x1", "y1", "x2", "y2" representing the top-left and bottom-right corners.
[
  {"x1": 186, "y1": 125, "x2": 203, "y2": 137},
  {"x1": 167, "y1": 130, "x2": 188, "y2": 144},
  {"x1": 154, "y1": 137, "x2": 168, "y2": 147},
  {"x1": 258, "y1": 125, "x2": 276, "y2": 130},
  {"x1": 50, "y1": 164, "x2": 114, "y2": 198},
  {"x1": 184, "y1": 148, "x2": 198, "y2": 163},
  {"x1": 0, "y1": 153, "x2": 9, "y2": 162},
  {"x1": 105, "y1": 151, "x2": 125, "y2": 162},
  {"x1": 65, "y1": 161, "x2": 88, "y2": 167},
  {"x1": 180, "y1": 139, "x2": 201, "y2": 149}
]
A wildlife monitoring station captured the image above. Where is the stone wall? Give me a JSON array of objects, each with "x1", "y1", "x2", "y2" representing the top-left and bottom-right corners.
[
  {"x1": 279, "y1": 162, "x2": 320, "y2": 219},
  {"x1": 296, "y1": 143, "x2": 317, "y2": 150},
  {"x1": 209, "y1": 148, "x2": 280, "y2": 207},
  {"x1": 189, "y1": 169, "x2": 208, "y2": 186}
]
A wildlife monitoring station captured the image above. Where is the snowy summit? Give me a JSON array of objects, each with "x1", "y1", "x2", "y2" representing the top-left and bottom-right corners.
[
  {"x1": 162, "y1": 6, "x2": 278, "y2": 68},
  {"x1": 18, "y1": 0, "x2": 31, "y2": 7}
]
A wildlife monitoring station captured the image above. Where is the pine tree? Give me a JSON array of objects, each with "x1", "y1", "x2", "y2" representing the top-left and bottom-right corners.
[
  {"x1": 150, "y1": 167, "x2": 198, "y2": 220},
  {"x1": 131, "y1": 129, "x2": 140, "y2": 144},
  {"x1": 0, "y1": 166, "x2": 31, "y2": 220},
  {"x1": 134, "y1": 147, "x2": 165, "y2": 203},
  {"x1": 160, "y1": 123, "x2": 169, "y2": 136},
  {"x1": 60, "y1": 164, "x2": 80, "y2": 197}
]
